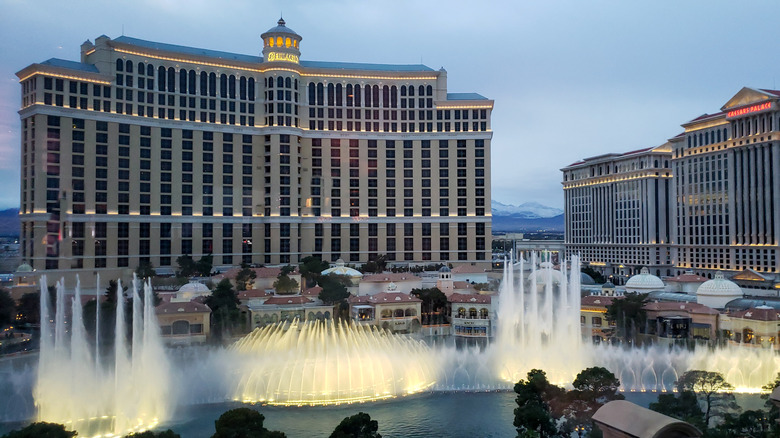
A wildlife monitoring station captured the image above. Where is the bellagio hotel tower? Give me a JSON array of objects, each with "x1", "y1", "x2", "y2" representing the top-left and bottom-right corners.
[{"x1": 16, "y1": 19, "x2": 493, "y2": 285}]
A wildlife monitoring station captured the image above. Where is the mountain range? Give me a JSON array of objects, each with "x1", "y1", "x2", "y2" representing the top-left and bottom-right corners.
[{"x1": 491, "y1": 200, "x2": 564, "y2": 232}]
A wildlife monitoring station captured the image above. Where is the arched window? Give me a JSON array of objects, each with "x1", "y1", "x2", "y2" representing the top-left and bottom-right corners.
[
  {"x1": 229, "y1": 75, "x2": 236, "y2": 98},
  {"x1": 179, "y1": 69, "x2": 187, "y2": 94},
  {"x1": 743, "y1": 328, "x2": 754, "y2": 344},
  {"x1": 116, "y1": 59, "x2": 124, "y2": 71},
  {"x1": 316, "y1": 83, "x2": 324, "y2": 106},
  {"x1": 479, "y1": 308, "x2": 488, "y2": 319},
  {"x1": 457, "y1": 307, "x2": 465, "y2": 317},
  {"x1": 285, "y1": 77, "x2": 291, "y2": 88},
  {"x1": 188, "y1": 70, "x2": 196, "y2": 95},
  {"x1": 277, "y1": 76, "x2": 284, "y2": 88},
  {"x1": 147, "y1": 64, "x2": 154, "y2": 76},
  {"x1": 346, "y1": 84, "x2": 353, "y2": 106},
  {"x1": 327, "y1": 83, "x2": 334, "y2": 106},
  {"x1": 405, "y1": 308, "x2": 416, "y2": 317},
  {"x1": 125, "y1": 60, "x2": 133, "y2": 73},
  {"x1": 171, "y1": 320, "x2": 190, "y2": 335},
  {"x1": 400, "y1": 85, "x2": 406, "y2": 96},
  {"x1": 335, "y1": 83, "x2": 342, "y2": 106},
  {"x1": 382, "y1": 85, "x2": 389, "y2": 108},
  {"x1": 294, "y1": 79, "x2": 298, "y2": 90},
  {"x1": 381, "y1": 309, "x2": 392, "y2": 318},
  {"x1": 354, "y1": 85, "x2": 361, "y2": 107},
  {"x1": 248, "y1": 78, "x2": 255, "y2": 100},
  {"x1": 220, "y1": 74, "x2": 227, "y2": 98},
  {"x1": 308, "y1": 83, "x2": 316, "y2": 105},
  {"x1": 167, "y1": 67, "x2": 175, "y2": 92},
  {"x1": 268, "y1": 37, "x2": 274, "y2": 47},
  {"x1": 209, "y1": 73, "x2": 216, "y2": 97},
  {"x1": 239, "y1": 77, "x2": 246, "y2": 100},
  {"x1": 409, "y1": 85, "x2": 415, "y2": 97},
  {"x1": 419, "y1": 85, "x2": 425, "y2": 96},
  {"x1": 137, "y1": 62, "x2": 145, "y2": 75},
  {"x1": 200, "y1": 72, "x2": 207, "y2": 95},
  {"x1": 394, "y1": 309, "x2": 405, "y2": 318},
  {"x1": 469, "y1": 308, "x2": 477, "y2": 319},
  {"x1": 372, "y1": 85, "x2": 379, "y2": 107},
  {"x1": 267, "y1": 77, "x2": 273, "y2": 88},
  {"x1": 276, "y1": 36, "x2": 283, "y2": 46},
  {"x1": 687, "y1": 136, "x2": 691, "y2": 147},
  {"x1": 364, "y1": 85, "x2": 372, "y2": 107},
  {"x1": 158, "y1": 66, "x2": 166, "y2": 91},
  {"x1": 390, "y1": 86, "x2": 397, "y2": 108},
  {"x1": 593, "y1": 317, "x2": 602, "y2": 327},
  {"x1": 285, "y1": 37, "x2": 291, "y2": 48},
  {"x1": 426, "y1": 85, "x2": 433, "y2": 96},
  {"x1": 717, "y1": 129, "x2": 721, "y2": 142}
]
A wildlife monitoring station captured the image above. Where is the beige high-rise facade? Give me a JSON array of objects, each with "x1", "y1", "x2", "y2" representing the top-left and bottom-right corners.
[
  {"x1": 17, "y1": 20, "x2": 493, "y2": 286},
  {"x1": 563, "y1": 87, "x2": 780, "y2": 282},
  {"x1": 561, "y1": 146, "x2": 673, "y2": 283}
]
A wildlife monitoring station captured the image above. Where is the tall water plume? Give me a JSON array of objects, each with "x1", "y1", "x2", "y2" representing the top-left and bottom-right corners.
[{"x1": 34, "y1": 275, "x2": 171, "y2": 436}]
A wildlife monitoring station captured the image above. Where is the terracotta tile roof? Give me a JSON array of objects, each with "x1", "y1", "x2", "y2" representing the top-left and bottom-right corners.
[
  {"x1": 666, "y1": 272, "x2": 708, "y2": 283},
  {"x1": 263, "y1": 295, "x2": 313, "y2": 305},
  {"x1": 643, "y1": 301, "x2": 719, "y2": 315},
  {"x1": 155, "y1": 301, "x2": 211, "y2": 314},
  {"x1": 237, "y1": 289, "x2": 272, "y2": 300},
  {"x1": 620, "y1": 147, "x2": 654, "y2": 156},
  {"x1": 687, "y1": 112, "x2": 726, "y2": 123},
  {"x1": 730, "y1": 306, "x2": 780, "y2": 321},
  {"x1": 451, "y1": 265, "x2": 486, "y2": 274},
  {"x1": 448, "y1": 293, "x2": 492, "y2": 304},
  {"x1": 302, "y1": 285, "x2": 322, "y2": 296},
  {"x1": 370, "y1": 292, "x2": 422, "y2": 303},
  {"x1": 361, "y1": 273, "x2": 421, "y2": 282},
  {"x1": 581, "y1": 295, "x2": 617, "y2": 307},
  {"x1": 760, "y1": 89, "x2": 780, "y2": 97},
  {"x1": 348, "y1": 295, "x2": 371, "y2": 304},
  {"x1": 453, "y1": 281, "x2": 475, "y2": 290}
]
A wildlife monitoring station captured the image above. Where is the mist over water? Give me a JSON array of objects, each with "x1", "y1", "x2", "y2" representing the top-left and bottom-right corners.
[{"x1": 1, "y1": 254, "x2": 778, "y2": 436}]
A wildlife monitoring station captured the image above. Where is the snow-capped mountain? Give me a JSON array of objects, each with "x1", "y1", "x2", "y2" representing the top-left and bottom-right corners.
[{"x1": 491, "y1": 200, "x2": 563, "y2": 219}]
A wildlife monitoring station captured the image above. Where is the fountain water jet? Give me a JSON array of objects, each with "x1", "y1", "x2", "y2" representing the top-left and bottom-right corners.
[
  {"x1": 230, "y1": 319, "x2": 437, "y2": 406},
  {"x1": 34, "y1": 275, "x2": 171, "y2": 436}
]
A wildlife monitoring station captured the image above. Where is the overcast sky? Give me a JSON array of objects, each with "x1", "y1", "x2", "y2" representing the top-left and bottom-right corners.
[{"x1": 2, "y1": 0, "x2": 780, "y2": 210}]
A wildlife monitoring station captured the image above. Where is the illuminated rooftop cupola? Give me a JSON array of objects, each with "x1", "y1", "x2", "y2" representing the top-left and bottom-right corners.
[{"x1": 261, "y1": 18, "x2": 302, "y2": 64}]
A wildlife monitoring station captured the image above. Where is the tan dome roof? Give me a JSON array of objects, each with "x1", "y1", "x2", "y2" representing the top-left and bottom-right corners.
[
  {"x1": 321, "y1": 259, "x2": 363, "y2": 277},
  {"x1": 625, "y1": 267, "x2": 664, "y2": 290},
  {"x1": 527, "y1": 263, "x2": 564, "y2": 285},
  {"x1": 15, "y1": 263, "x2": 33, "y2": 273},
  {"x1": 178, "y1": 281, "x2": 210, "y2": 294}
]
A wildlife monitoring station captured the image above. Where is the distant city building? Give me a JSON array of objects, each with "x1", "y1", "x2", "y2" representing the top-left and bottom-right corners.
[
  {"x1": 564, "y1": 87, "x2": 780, "y2": 284},
  {"x1": 16, "y1": 19, "x2": 493, "y2": 287},
  {"x1": 561, "y1": 144, "x2": 673, "y2": 284}
]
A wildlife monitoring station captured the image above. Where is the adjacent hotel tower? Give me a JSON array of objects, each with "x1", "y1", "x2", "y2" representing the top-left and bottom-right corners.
[
  {"x1": 562, "y1": 87, "x2": 780, "y2": 283},
  {"x1": 17, "y1": 19, "x2": 493, "y2": 283}
]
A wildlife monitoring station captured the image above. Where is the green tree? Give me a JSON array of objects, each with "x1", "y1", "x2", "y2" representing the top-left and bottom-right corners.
[
  {"x1": 135, "y1": 260, "x2": 157, "y2": 281},
  {"x1": 317, "y1": 275, "x2": 351, "y2": 305},
  {"x1": 205, "y1": 279, "x2": 241, "y2": 341},
  {"x1": 299, "y1": 256, "x2": 329, "y2": 289},
  {"x1": 211, "y1": 407, "x2": 286, "y2": 438},
  {"x1": 235, "y1": 263, "x2": 257, "y2": 291},
  {"x1": 16, "y1": 292, "x2": 39, "y2": 325},
  {"x1": 125, "y1": 430, "x2": 181, "y2": 438},
  {"x1": 0, "y1": 288, "x2": 16, "y2": 328},
  {"x1": 329, "y1": 412, "x2": 381, "y2": 438},
  {"x1": 176, "y1": 255, "x2": 197, "y2": 278},
  {"x1": 196, "y1": 254, "x2": 214, "y2": 277},
  {"x1": 361, "y1": 255, "x2": 388, "y2": 274},
  {"x1": 273, "y1": 274, "x2": 299, "y2": 295},
  {"x1": 410, "y1": 287, "x2": 448, "y2": 325},
  {"x1": 604, "y1": 292, "x2": 648, "y2": 344},
  {"x1": 649, "y1": 391, "x2": 705, "y2": 431},
  {"x1": 564, "y1": 367, "x2": 624, "y2": 434},
  {"x1": 676, "y1": 370, "x2": 738, "y2": 428},
  {"x1": 711, "y1": 409, "x2": 774, "y2": 438},
  {"x1": 514, "y1": 369, "x2": 565, "y2": 438},
  {"x1": 762, "y1": 372, "x2": 780, "y2": 428},
  {"x1": 1, "y1": 422, "x2": 76, "y2": 438}
]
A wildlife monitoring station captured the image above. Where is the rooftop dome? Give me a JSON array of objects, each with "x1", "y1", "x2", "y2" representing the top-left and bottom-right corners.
[
  {"x1": 264, "y1": 17, "x2": 299, "y2": 36},
  {"x1": 625, "y1": 267, "x2": 664, "y2": 291},
  {"x1": 580, "y1": 272, "x2": 596, "y2": 285},
  {"x1": 178, "y1": 281, "x2": 210, "y2": 294},
  {"x1": 321, "y1": 259, "x2": 363, "y2": 277},
  {"x1": 696, "y1": 271, "x2": 742, "y2": 309},
  {"x1": 438, "y1": 266, "x2": 451, "y2": 273},
  {"x1": 15, "y1": 262, "x2": 33, "y2": 273}
]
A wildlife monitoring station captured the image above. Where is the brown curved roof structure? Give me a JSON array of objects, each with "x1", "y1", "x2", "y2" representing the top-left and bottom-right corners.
[{"x1": 592, "y1": 400, "x2": 702, "y2": 438}]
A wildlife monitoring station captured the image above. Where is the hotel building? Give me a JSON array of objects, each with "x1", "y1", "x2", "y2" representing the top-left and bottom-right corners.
[
  {"x1": 561, "y1": 145, "x2": 673, "y2": 283},
  {"x1": 16, "y1": 19, "x2": 493, "y2": 285},
  {"x1": 563, "y1": 87, "x2": 780, "y2": 283}
]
